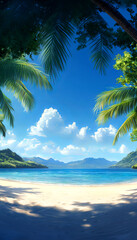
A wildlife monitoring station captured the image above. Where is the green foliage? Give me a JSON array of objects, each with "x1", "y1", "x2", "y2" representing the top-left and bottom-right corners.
[
  {"x1": 0, "y1": 121, "x2": 6, "y2": 137},
  {"x1": 132, "y1": 164, "x2": 137, "y2": 169},
  {"x1": 0, "y1": 149, "x2": 47, "y2": 168},
  {"x1": 40, "y1": 15, "x2": 74, "y2": 78},
  {"x1": 0, "y1": 0, "x2": 137, "y2": 77},
  {"x1": 0, "y1": 0, "x2": 137, "y2": 135},
  {"x1": 111, "y1": 151, "x2": 137, "y2": 168},
  {"x1": 90, "y1": 33, "x2": 113, "y2": 74},
  {"x1": 0, "y1": 59, "x2": 51, "y2": 89},
  {"x1": 130, "y1": 129, "x2": 137, "y2": 142},
  {"x1": 0, "y1": 58, "x2": 52, "y2": 136},
  {"x1": 95, "y1": 50, "x2": 137, "y2": 144},
  {"x1": 114, "y1": 50, "x2": 137, "y2": 86},
  {"x1": 0, "y1": 90, "x2": 14, "y2": 127},
  {"x1": 5, "y1": 81, "x2": 34, "y2": 112}
]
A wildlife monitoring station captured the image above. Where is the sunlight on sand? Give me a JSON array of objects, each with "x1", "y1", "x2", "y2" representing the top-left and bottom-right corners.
[{"x1": 0, "y1": 179, "x2": 137, "y2": 239}]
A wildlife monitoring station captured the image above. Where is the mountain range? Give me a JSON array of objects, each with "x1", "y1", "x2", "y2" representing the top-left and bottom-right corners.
[
  {"x1": 1, "y1": 148, "x2": 137, "y2": 169},
  {"x1": 24, "y1": 157, "x2": 117, "y2": 169}
]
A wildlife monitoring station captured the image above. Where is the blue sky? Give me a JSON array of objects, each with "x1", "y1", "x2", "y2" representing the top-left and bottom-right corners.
[{"x1": 1, "y1": 44, "x2": 137, "y2": 162}]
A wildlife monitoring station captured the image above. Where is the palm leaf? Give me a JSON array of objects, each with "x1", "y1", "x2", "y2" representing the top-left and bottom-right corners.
[
  {"x1": 97, "y1": 97, "x2": 137, "y2": 124},
  {"x1": 0, "y1": 121, "x2": 6, "y2": 137},
  {"x1": 0, "y1": 90, "x2": 14, "y2": 127},
  {"x1": 0, "y1": 59, "x2": 52, "y2": 89},
  {"x1": 5, "y1": 80, "x2": 34, "y2": 111},
  {"x1": 94, "y1": 87, "x2": 137, "y2": 112},
  {"x1": 90, "y1": 34, "x2": 113, "y2": 74},
  {"x1": 40, "y1": 16, "x2": 74, "y2": 78},
  {"x1": 113, "y1": 111, "x2": 137, "y2": 144},
  {"x1": 0, "y1": 112, "x2": 5, "y2": 121}
]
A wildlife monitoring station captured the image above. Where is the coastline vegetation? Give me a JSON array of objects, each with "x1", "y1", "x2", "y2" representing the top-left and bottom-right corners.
[
  {"x1": 95, "y1": 50, "x2": 137, "y2": 144},
  {"x1": 0, "y1": 149, "x2": 47, "y2": 168},
  {"x1": 132, "y1": 164, "x2": 137, "y2": 169},
  {"x1": 111, "y1": 151, "x2": 137, "y2": 168}
]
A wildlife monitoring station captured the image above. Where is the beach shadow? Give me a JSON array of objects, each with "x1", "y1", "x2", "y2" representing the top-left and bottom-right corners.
[
  {"x1": 0, "y1": 186, "x2": 137, "y2": 240},
  {"x1": 0, "y1": 185, "x2": 40, "y2": 198}
]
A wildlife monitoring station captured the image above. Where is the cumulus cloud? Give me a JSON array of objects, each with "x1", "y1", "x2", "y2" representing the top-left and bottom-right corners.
[
  {"x1": 28, "y1": 108, "x2": 89, "y2": 141},
  {"x1": 64, "y1": 122, "x2": 77, "y2": 134},
  {"x1": 57, "y1": 144, "x2": 86, "y2": 155},
  {"x1": 77, "y1": 126, "x2": 88, "y2": 139},
  {"x1": 28, "y1": 108, "x2": 63, "y2": 137},
  {"x1": 91, "y1": 125, "x2": 117, "y2": 143},
  {"x1": 109, "y1": 144, "x2": 129, "y2": 154},
  {"x1": 18, "y1": 138, "x2": 41, "y2": 151}
]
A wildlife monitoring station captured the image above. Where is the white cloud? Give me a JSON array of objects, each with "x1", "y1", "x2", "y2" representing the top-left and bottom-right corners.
[
  {"x1": 42, "y1": 142, "x2": 56, "y2": 154},
  {"x1": 28, "y1": 108, "x2": 89, "y2": 140},
  {"x1": 18, "y1": 138, "x2": 41, "y2": 151},
  {"x1": 119, "y1": 144, "x2": 128, "y2": 154},
  {"x1": 28, "y1": 108, "x2": 63, "y2": 137},
  {"x1": 65, "y1": 122, "x2": 77, "y2": 134},
  {"x1": 7, "y1": 130, "x2": 16, "y2": 138},
  {"x1": 109, "y1": 144, "x2": 129, "y2": 154},
  {"x1": 43, "y1": 145, "x2": 54, "y2": 153},
  {"x1": 0, "y1": 130, "x2": 16, "y2": 148},
  {"x1": 77, "y1": 126, "x2": 88, "y2": 139},
  {"x1": 91, "y1": 125, "x2": 117, "y2": 143},
  {"x1": 0, "y1": 139, "x2": 16, "y2": 147},
  {"x1": 57, "y1": 144, "x2": 86, "y2": 155}
]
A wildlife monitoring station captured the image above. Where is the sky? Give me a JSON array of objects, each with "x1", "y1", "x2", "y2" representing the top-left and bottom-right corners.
[{"x1": 1, "y1": 43, "x2": 137, "y2": 162}]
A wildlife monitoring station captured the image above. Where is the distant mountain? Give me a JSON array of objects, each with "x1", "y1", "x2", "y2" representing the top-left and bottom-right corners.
[
  {"x1": 0, "y1": 149, "x2": 47, "y2": 168},
  {"x1": 66, "y1": 158, "x2": 116, "y2": 169},
  {"x1": 24, "y1": 156, "x2": 116, "y2": 169},
  {"x1": 24, "y1": 157, "x2": 65, "y2": 169},
  {"x1": 111, "y1": 151, "x2": 137, "y2": 168}
]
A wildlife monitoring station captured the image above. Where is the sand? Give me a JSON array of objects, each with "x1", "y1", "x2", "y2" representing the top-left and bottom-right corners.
[{"x1": 0, "y1": 179, "x2": 137, "y2": 240}]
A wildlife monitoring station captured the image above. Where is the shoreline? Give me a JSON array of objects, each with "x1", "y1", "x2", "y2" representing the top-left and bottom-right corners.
[{"x1": 0, "y1": 176, "x2": 137, "y2": 187}]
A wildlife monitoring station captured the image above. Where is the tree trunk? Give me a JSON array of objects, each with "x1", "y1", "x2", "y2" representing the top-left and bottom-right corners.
[{"x1": 91, "y1": 0, "x2": 137, "y2": 42}]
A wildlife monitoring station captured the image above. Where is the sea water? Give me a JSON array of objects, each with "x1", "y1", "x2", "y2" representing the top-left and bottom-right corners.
[{"x1": 0, "y1": 168, "x2": 137, "y2": 185}]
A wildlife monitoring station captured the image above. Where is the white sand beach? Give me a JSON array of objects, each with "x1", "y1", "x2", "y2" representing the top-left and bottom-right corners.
[{"x1": 0, "y1": 179, "x2": 137, "y2": 240}]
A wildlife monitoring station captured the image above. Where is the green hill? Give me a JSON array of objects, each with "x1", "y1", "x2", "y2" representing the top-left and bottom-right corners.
[
  {"x1": 0, "y1": 149, "x2": 47, "y2": 168},
  {"x1": 110, "y1": 151, "x2": 137, "y2": 168}
]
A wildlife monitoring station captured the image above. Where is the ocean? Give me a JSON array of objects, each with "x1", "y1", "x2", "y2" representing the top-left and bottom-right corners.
[{"x1": 0, "y1": 168, "x2": 137, "y2": 184}]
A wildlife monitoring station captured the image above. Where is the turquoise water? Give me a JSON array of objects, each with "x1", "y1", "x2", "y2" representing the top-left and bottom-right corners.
[{"x1": 0, "y1": 168, "x2": 137, "y2": 185}]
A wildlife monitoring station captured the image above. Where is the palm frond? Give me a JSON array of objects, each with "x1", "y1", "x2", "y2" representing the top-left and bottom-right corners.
[
  {"x1": 0, "y1": 112, "x2": 5, "y2": 121},
  {"x1": 5, "y1": 80, "x2": 34, "y2": 111},
  {"x1": 0, "y1": 121, "x2": 6, "y2": 137},
  {"x1": 0, "y1": 59, "x2": 52, "y2": 89},
  {"x1": 0, "y1": 90, "x2": 14, "y2": 127},
  {"x1": 97, "y1": 98, "x2": 137, "y2": 125},
  {"x1": 113, "y1": 111, "x2": 137, "y2": 144},
  {"x1": 94, "y1": 87, "x2": 137, "y2": 112},
  {"x1": 40, "y1": 16, "x2": 74, "y2": 78},
  {"x1": 90, "y1": 34, "x2": 113, "y2": 74}
]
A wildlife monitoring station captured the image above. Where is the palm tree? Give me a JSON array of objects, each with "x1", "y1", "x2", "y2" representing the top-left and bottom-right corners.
[
  {"x1": 38, "y1": 1, "x2": 137, "y2": 78},
  {"x1": 94, "y1": 86, "x2": 137, "y2": 144},
  {"x1": 0, "y1": 58, "x2": 52, "y2": 136}
]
